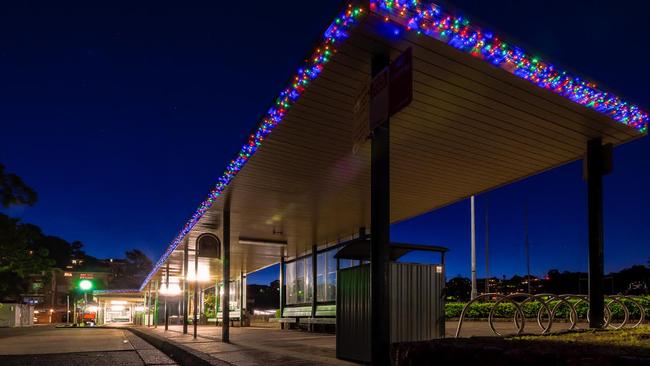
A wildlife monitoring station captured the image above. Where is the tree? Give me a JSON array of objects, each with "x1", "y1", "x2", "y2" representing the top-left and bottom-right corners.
[
  {"x1": 0, "y1": 164, "x2": 37, "y2": 208},
  {"x1": 0, "y1": 213, "x2": 54, "y2": 301},
  {"x1": 111, "y1": 249, "x2": 153, "y2": 289},
  {"x1": 446, "y1": 276, "x2": 471, "y2": 301}
]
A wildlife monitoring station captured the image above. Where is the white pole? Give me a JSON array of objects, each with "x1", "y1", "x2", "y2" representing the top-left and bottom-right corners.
[{"x1": 471, "y1": 196, "x2": 477, "y2": 300}]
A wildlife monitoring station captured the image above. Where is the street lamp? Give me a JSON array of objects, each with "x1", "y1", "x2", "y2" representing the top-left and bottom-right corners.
[
  {"x1": 79, "y1": 279, "x2": 92, "y2": 291},
  {"x1": 78, "y1": 280, "x2": 93, "y2": 326}
]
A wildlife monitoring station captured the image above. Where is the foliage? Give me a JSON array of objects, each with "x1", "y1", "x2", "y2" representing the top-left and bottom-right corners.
[
  {"x1": 0, "y1": 164, "x2": 37, "y2": 208},
  {"x1": 445, "y1": 296, "x2": 650, "y2": 320},
  {"x1": 204, "y1": 292, "x2": 216, "y2": 318},
  {"x1": 0, "y1": 213, "x2": 55, "y2": 301},
  {"x1": 110, "y1": 249, "x2": 153, "y2": 289}
]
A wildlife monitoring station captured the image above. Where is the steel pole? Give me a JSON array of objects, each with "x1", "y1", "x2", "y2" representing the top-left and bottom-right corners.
[
  {"x1": 370, "y1": 53, "x2": 391, "y2": 366},
  {"x1": 183, "y1": 240, "x2": 189, "y2": 334},
  {"x1": 471, "y1": 196, "x2": 477, "y2": 299},
  {"x1": 164, "y1": 262, "x2": 169, "y2": 331},
  {"x1": 222, "y1": 202, "x2": 231, "y2": 343},
  {"x1": 586, "y1": 138, "x2": 606, "y2": 328},
  {"x1": 279, "y1": 254, "x2": 285, "y2": 329},
  {"x1": 193, "y1": 248, "x2": 199, "y2": 339},
  {"x1": 154, "y1": 280, "x2": 159, "y2": 328}
]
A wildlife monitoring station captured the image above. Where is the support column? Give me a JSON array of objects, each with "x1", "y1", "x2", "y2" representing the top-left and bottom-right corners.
[
  {"x1": 146, "y1": 285, "x2": 152, "y2": 327},
  {"x1": 143, "y1": 290, "x2": 147, "y2": 326},
  {"x1": 240, "y1": 271, "x2": 245, "y2": 327},
  {"x1": 154, "y1": 279, "x2": 159, "y2": 328},
  {"x1": 370, "y1": 53, "x2": 391, "y2": 365},
  {"x1": 183, "y1": 240, "x2": 189, "y2": 334},
  {"x1": 222, "y1": 203, "x2": 231, "y2": 343},
  {"x1": 584, "y1": 137, "x2": 611, "y2": 329},
  {"x1": 311, "y1": 245, "x2": 318, "y2": 324},
  {"x1": 215, "y1": 281, "x2": 219, "y2": 327},
  {"x1": 164, "y1": 262, "x2": 169, "y2": 331},
  {"x1": 279, "y1": 254, "x2": 285, "y2": 329},
  {"x1": 193, "y1": 246, "x2": 199, "y2": 339}
]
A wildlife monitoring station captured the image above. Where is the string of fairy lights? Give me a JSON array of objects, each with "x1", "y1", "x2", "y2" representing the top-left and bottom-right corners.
[
  {"x1": 140, "y1": 5, "x2": 365, "y2": 290},
  {"x1": 370, "y1": 0, "x2": 648, "y2": 132},
  {"x1": 141, "y1": 1, "x2": 647, "y2": 290}
]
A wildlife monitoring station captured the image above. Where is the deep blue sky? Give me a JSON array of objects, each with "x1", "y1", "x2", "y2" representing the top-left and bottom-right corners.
[{"x1": 1, "y1": 1, "x2": 649, "y2": 285}]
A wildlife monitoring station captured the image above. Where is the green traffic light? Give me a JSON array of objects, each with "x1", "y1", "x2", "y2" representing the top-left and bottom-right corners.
[{"x1": 79, "y1": 279, "x2": 93, "y2": 290}]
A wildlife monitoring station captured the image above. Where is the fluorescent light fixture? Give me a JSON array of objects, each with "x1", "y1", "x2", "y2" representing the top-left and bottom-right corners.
[
  {"x1": 159, "y1": 283, "x2": 181, "y2": 296},
  {"x1": 186, "y1": 263, "x2": 210, "y2": 283},
  {"x1": 238, "y1": 238, "x2": 287, "y2": 247},
  {"x1": 111, "y1": 300, "x2": 127, "y2": 305},
  {"x1": 111, "y1": 305, "x2": 125, "y2": 311}
]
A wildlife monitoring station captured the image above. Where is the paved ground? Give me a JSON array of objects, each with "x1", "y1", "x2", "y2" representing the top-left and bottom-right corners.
[
  {"x1": 0, "y1": 326, "x2": 176, "y2": 366},
  {"x1": 141, "y1": 324, "x2": 354, "y2": 365},
  {"x1": 137, "y1": 320, "x2": 565, "y2": 365},
  {"x1": 0, "y1": 321, "x2": 592, "y2": 366}
]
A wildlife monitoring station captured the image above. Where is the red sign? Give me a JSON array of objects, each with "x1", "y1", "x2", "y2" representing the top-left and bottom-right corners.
[
  {"x1": 389, "y1": 47, "x2": 413, "y2": 117},
  {"x1": 79, "y1": 273, "x2": 94, "y2": 279}
]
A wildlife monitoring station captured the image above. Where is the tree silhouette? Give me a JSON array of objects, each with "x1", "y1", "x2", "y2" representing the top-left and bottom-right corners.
[{"x1": 0, "y1": 164, "x2": 37, "y2": 208}]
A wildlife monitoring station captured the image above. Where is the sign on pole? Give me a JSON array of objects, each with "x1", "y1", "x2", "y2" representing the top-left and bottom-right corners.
[
  {"x1": 389, "y1": 47, "x2": 413, "y2": 117},
  {"x1": 368, "y1": 47, "x2": 413, "y2": 133},
  {"x1": 369, "y1": 67, "x2": 389, "y2": 131}
]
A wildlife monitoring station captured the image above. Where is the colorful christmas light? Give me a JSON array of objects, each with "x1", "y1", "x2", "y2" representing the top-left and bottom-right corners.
[
  {"x1": 370, "y1": 0, "x2": 648, "y2": 132},
  {"x1": 140, "y1": 4, "x2": 364, "y2": 290},
  {"x1": 141, "y1": 1, "x2": 647, "y2": 291}
]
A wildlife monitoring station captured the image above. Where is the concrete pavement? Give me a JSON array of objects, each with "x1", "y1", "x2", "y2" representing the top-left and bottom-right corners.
[{"x1": 0, "y1": 326, "x2": 177, "y2": 366}]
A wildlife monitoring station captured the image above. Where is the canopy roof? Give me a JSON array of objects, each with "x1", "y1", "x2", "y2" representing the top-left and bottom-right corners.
[
  {"x1": 335, "y1": 238, "x2": 448, "y2": 261},
  {"x1": 138, "y1": 1, "x2": 647, "y2": 291}
]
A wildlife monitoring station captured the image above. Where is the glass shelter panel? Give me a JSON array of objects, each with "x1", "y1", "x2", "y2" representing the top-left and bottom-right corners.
[{"x1": 285, "y1": 261, "x2": 297, "y2": 305}]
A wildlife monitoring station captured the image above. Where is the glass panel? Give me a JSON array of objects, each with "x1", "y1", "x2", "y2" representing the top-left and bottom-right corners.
[
  {"x1": 285, "y1": 261, "x2": 296, "y2": 305},
  {"x1": 317, "y1": 253, "x2": 326, "y2": 302},
  {"x1": 296, "y1": 259, "x2": 305, "y2": 303},
  {"x1": 229, "y1": 280, "x2": 240, "y2": 310},
  {"x1": 305, "y1": 257, "x2": 313, "y2": 303},
  {"x1": 326, "y1": 249, "x2": 337, "y2": 301}
]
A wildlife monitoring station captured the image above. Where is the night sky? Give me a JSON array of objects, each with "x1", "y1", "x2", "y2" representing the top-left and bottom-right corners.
[{"x1": 1, "y1": 1, "x2": 649, "y2": 285}]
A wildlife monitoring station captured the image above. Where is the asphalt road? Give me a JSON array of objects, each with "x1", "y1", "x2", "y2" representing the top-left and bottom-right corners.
[{"x1": 0, "y1": 326, "x2": 176, "y2": 366}]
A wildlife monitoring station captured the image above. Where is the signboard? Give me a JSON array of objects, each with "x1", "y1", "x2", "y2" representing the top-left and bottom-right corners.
[
  {"x1": 352, "y1": 83, "x2": 370, "y2": 153},
  {"x1": 368, "y1": 47, "x2": 413, "y2": 132},
  {"x1": 369, "y1": 66, "x2": 389, "y2": 131},
  {"x1": 79, "y1": 273, "x2": 94, "y2": 279},
  {"x1": 389, "y1": 47, "x2": 413, "y2": 116}
]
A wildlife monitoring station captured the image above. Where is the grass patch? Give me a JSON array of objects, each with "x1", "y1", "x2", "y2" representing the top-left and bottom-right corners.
[{"x1": 512, "y1": 325, "x2": 650, "y2": 355}]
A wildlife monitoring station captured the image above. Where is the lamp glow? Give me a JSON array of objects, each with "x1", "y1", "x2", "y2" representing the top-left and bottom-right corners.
[{"x1": 79, "y1": 279, "x2": 92, "y2": 291}]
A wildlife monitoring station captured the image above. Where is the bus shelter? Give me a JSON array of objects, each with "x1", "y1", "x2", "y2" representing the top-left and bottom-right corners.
[{"x1": 128, "y1": 1, "x2": 647, "y2": 364}]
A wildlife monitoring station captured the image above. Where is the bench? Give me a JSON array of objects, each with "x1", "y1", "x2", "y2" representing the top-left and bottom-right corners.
[
  {"x1": 213, "y1": 311, "x2": 242, "y2": 327},
  {"x1": 299, "y1": 317, "x2": 336, "y2": 325},
  {"x1": 280, "y1": 305, "x2": 336, "y2": 331}
]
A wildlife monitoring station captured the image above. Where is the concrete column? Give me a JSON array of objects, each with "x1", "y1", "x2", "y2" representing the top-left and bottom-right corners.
[
  {"x1": 585, "y1": 138, "x2": 611, "y2": 329},
  {"x1": 222, "y1": 203, "x2": 231, "y2": 343},
  {"x1": 370, "y1": 53, "x2": 391, "y2": 365}
]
